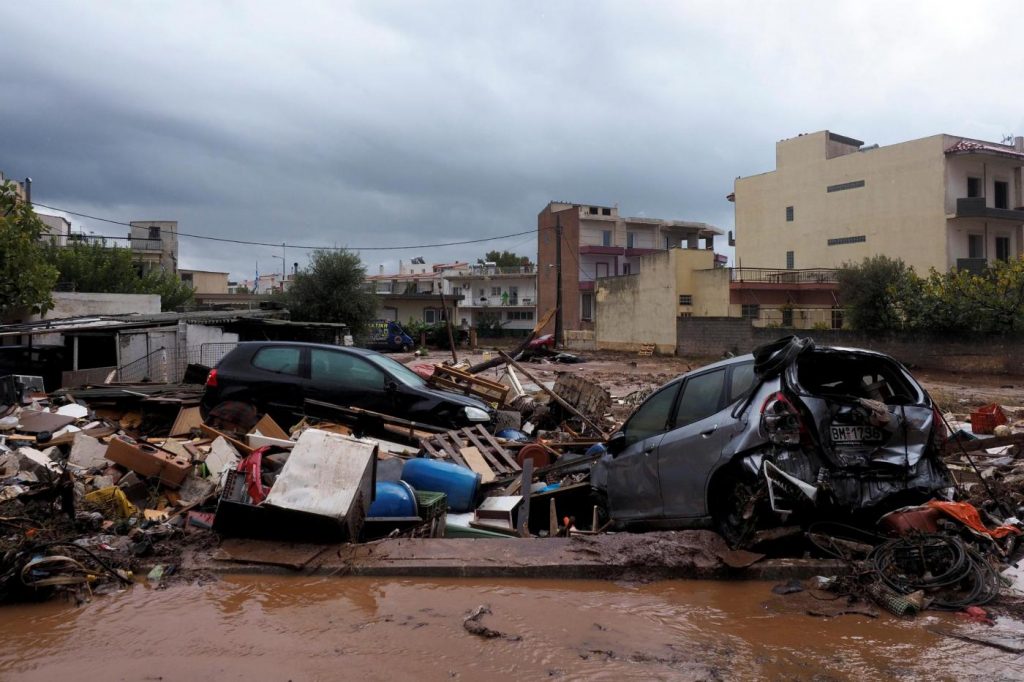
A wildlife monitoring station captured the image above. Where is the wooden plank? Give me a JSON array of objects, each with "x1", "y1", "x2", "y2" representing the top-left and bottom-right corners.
[
  {"x1": 436, "y1": 433, "x2": 467, "y2": 467},
  {"x1": 497, "y1": 352, "x2": 607, "y2": 438},
  {"x1": 200, "y1": 423, "x2": 254, "y2": 455},
  {"x1": 460, "y1": 446, "x2": 496, "y2": 484},
  {"x1": 462, "y1": 428, "x2": 509, "y2": 474},
  {"x1": 170, "y1": 405, "x2": 204, "y2": 437},
  {"x1": 249, "y1": 414, "x2": 290, "y2": 440},
  {"x1": 944, "y1": 432, "x2": 1024, "y2": 457},
  {"x1": 475, "y1": 425, "x2": 521, "y2": 472},
  {"x1": 516, "y1": 458, "x2": 533, "y2": 538},
  {"x1": 419, "y1": 439, "x2": 444, "y2": 459}
]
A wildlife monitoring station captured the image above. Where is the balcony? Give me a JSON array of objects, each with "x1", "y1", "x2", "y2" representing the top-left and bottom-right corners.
[
  {"x1": 954, "y1": 197, "x2": 1024, "y2": 222},
  {"x1": 730, "y1": 268, "x2": 839, "y2": 284},
  {"x1": 131, "y1": 238, "x2": 163, "y2": 252},
  {"x1": 447, "y1": 264, "x2": 536, "y2": 278}
]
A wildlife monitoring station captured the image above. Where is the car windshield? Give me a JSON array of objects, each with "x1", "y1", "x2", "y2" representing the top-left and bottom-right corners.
[{"x1": 365, "y1": 353, "x2": 427, "y2": 388}]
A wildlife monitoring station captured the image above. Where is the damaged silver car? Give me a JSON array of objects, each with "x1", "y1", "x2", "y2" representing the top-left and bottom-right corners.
[{"x1": 591, "y1": 337, "x2": 953, "y2": 545}]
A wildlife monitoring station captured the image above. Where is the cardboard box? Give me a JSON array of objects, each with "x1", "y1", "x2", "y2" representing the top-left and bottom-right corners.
[{"x1": 105, "y1": 437, "x2": 193, "y2": 488}]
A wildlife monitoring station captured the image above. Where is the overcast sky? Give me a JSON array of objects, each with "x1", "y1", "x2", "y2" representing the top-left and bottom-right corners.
[{"x1": 2, "y1": 1, "x2": 1022, "y2": 280}]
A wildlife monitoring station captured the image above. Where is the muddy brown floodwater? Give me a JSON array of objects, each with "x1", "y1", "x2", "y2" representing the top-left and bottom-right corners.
[{"x1": 0, "y1": 577, "x2": 1017, "y2": 681}]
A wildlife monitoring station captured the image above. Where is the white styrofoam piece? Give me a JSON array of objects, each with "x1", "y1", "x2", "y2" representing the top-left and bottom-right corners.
[
  {"x1": 247, "y1": 434, "x2": 296, "y2": 449},
  {"x1": 263, "y1": 429, "x2": 376, "y2": 518},
  {"x1": 56, "y1": 403, "x2": 89, "y2": 418},
  {"x1": 206, "y1": 436, "x2": 241, "y2": 479}
]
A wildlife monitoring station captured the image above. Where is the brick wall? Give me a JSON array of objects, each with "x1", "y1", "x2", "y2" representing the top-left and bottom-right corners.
[{"x1": 677, "y1": 316, "x2": 1024, "y2": 375}]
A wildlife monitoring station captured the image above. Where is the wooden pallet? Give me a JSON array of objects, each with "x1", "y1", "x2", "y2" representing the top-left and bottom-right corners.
[
  {"x1": 428, "y1": 365, "x2": 510, "y2": 405},
  {"x1": 637, "y1": 343, "x2": 656, "y2": 357},
  {"x1": 418, "y1": 425, "x2": 521, "y2": 478}
]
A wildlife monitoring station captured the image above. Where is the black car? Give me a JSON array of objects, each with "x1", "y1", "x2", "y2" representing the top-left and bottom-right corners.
[{"x1": 200, "y1": 342, "x2": 494, "y2": 430}]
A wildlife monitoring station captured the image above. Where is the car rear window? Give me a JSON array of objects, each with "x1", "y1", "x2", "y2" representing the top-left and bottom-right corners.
[
  {"x1": 728, "y1": 361, "x2": 756, "y2": 402},
  {"x1": 252, "y1": 347, "x2": 301, "y2": 375},
  {"x1": 794, "y1": 351, "x2": 923, "y2": 405}
]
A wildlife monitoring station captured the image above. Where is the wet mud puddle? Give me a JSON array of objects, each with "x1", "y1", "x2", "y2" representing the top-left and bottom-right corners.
[{"x1": 0, "y1": 577, "x2": 1015, "y2": 681}]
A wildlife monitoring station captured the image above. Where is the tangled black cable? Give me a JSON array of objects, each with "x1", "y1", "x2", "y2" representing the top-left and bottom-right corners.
[{"x1": 868, "y1": 535, "x2": 1000, "y2": 609}]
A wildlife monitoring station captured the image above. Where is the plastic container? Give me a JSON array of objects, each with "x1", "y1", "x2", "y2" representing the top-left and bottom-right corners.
[
  {"x1": 368, "y1": 481, "x2": 419, "y2": 518},
  {"x1": 401, "y1": 458, "x2": 480, "y2": 512},
  {"x1": 970, "y1": 404, "x2": 1007, "y2": 435}
]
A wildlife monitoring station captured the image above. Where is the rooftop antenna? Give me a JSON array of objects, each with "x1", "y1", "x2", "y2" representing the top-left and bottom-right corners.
[{"x1": 1002, "y1": 134, "x2": 1015, "y2": 145}]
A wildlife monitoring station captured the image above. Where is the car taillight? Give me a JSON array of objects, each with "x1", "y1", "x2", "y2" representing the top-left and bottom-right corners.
[
  {"x1": 761, "y1": 391, "x2": 805, "y2": 446},
  {"x1": 932, "y1": 405, "x2": 948, "y2": 447},
  {"x1": 206, "y1": 368, "x2": 218, "y2": 388}
]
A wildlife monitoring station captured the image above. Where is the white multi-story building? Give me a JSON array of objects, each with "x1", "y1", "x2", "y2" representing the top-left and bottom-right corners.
[{"x1": 446, "y1": 264, "x2": 538, "y2": 335}]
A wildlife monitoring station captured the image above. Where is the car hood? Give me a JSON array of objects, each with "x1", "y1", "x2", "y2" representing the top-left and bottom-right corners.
[{"x1": 418, "y1": 384, "x2": 493, "y2": 412}]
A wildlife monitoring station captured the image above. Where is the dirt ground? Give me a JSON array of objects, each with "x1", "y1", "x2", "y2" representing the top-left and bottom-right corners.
[{"x1": 419, "y1": 346, "x2": 1024, "y2": 415}]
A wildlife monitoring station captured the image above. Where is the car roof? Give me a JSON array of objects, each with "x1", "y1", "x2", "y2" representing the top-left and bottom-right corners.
[{"x1": 237, "y1": 341, "x2": 377, "y2": 356}]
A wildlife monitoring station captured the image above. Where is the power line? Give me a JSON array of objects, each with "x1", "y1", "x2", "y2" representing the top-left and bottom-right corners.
[{"x1": 31, "y1": 201, "x2": 538, "y2": 251}]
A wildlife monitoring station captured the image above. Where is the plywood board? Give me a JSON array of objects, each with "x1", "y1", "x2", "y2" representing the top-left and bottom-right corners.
[
  {"x1": 250, "y1": 414, "x2": 290, "y2": 440},
  {"x1": 170, "y1": 406, "x2": 203, "y2": 437},
  {"x1": 459, "y1": 446, "x2": 496, "y2": 484}
]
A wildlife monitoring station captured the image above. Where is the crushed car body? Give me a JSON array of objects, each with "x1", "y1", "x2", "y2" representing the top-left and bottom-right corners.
[{"x1": 591, "y1": 336, "x2": 953, "y2": 543}]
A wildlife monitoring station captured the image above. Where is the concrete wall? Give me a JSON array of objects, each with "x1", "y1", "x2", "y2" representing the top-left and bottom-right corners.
[
  {"x1": 39, "y1": 292, "x2": 162, "y2": 319},
  {"x1": 676, "y1": 316, "x2": 1024, "y2": 376},
  {"x1": 692, "y1": 268, "x2": 731, "y2": 316},
  {"x1": 595, "y1": 250, "x2": 692, "y2": 354},
  {"x1": 734, "y1": 131, "x2": 950, "y2": 273},
  {"x1": 180, "y1": 270, "x2": 229, "y2": 295}
]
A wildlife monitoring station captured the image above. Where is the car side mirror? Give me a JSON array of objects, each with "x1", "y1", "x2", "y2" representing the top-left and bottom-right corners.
[{"x1": 606, "y1": 431, "x2": 626, "y2": 456}]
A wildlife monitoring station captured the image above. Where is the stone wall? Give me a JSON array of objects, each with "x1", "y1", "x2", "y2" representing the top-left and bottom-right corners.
[{"x1": 677, "y1": 316, "x2": 1024, "y2": 375}]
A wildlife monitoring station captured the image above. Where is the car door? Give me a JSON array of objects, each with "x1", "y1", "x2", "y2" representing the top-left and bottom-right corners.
[
  {"x1": 248, "y1": 345, "x2": 308, "y2": 415},
  {"x1": 307, "y1": 348, "x2": 392, "y2": 413},
  {"x1": 605, "y1": 381, "x2": 681, "y2": 522},
  {"x1": 658, "y1": 362, "x2": 756, "y2": 519}
]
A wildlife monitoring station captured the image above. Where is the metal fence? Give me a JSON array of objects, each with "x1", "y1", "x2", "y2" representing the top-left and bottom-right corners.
[
  {"x1": 115, "y1": 342, "x2": 238, "y2": 383},
  {"x1": 729, "y1": 268, "x2": 840, "y2": 284}
]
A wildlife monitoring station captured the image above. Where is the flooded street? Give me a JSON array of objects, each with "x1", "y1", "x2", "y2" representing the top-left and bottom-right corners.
[{"x1": 0, "y1": 576, "x2": 1013, "y2": 681}]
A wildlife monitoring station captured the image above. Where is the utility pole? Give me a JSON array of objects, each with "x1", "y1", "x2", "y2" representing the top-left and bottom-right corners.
[{"x1": 554, "y1": 214, "x2": 563, "y2": 348}]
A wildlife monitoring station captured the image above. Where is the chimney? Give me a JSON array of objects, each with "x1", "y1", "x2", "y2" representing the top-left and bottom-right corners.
[
  {"x1": 23, "y1": 177, "x2": 31, "y2": 204},
  {"x1": 1015, "y1": 136, "x2": 1024, "y2": 153},
  {"x1": 379, "y1": 264, "x2": 384, "y2": 275}
]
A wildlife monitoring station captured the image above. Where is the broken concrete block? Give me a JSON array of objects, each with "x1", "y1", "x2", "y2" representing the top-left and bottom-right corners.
[
  {"x1": 16, "y1": 447, "x2": 60, "y2": 477},
  {"x1": 91, "y1": 475, "x2": 114, "y2": 490},
  {"x1": 0, "y1": 451, "x2": 19, "y2": 477},
  {"x1": 69, "y1": 434, "x2": 109, "y2": 470}
]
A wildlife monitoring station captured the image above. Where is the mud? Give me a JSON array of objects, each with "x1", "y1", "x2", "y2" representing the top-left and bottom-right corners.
[{"x1": 0, "y1": 575, "x2": 1016, "y2": 681}]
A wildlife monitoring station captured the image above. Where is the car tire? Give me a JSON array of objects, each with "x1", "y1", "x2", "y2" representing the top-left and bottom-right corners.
[{"x1": 710, "y1": 471, "x2": 763, "y2": 549}]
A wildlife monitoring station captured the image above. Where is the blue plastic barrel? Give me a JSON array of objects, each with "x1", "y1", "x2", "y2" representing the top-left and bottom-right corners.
[
  {"x1": 401, "y1": 458, "x2": 480, "y2": 512},
  {"x1": 368, "y1": 480, "x2": 419, "y2": 518}
]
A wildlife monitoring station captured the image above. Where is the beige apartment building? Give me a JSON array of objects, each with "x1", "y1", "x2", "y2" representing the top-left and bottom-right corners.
[{"x1": 732, "y1": 131, "x2": 1024, "y2": 274}]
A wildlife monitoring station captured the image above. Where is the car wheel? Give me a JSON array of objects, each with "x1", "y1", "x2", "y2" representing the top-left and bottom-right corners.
[{"x1": 711, "y1": 473, "x2": 763, "y2": 549}]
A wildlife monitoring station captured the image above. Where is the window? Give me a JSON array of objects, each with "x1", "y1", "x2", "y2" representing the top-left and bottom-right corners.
[
  {"x1": 602, "y1": 207, "x2": 611, "y2": 216},
  {"x1": 491, "y1": 286, "x2": 501, "y2": 296},
  {"x1": 252, "y1": 347, "x2": 300, "y2": 375},
  {"x1": 423, "y1": 308, "x2": 437, "y2": 324},
  {"x1": 451, "y1": 287, "x2": 461, "y2": 298},
  {"x1": 595, "y1": 262, "x2": 609, "y2": 277},
  {"x1": 589, "y1": 206, "x2": 599, "y2": 215},
  {"x1": 507, "y1": 310, "x2": 533, "y2": 321},
  {"x1": 602, "y1": 230, "x2": 612, "y2": 247},
  {"x1": 785, "y1": 206, "x2": 794, "y2": 222},
  {"x1": 181, "y1": 273, "x2": 194, "y2": 286},
  {"x1": 148, "y1": 225, "x2": 161, "y2": 240},
  {"x1": 996, "y1": 236, "x2": 1011, "y2": 262},
  {"x1": 741, "y1": 304, "x2": 760, "y2": 320},
  {"x1": 995, "y1": 181, "x2": 1009, "y2": 209},
  {"x1": 826, "y1": 180, "x2": 866, "y2": 193},
  {"x1": 831, "y1": 307, "x2": 844, "y2": 329},
  {"x1": 623, "y1": 382, "x2": 679, "y2": 446},
  {"x1": 727, "y1": 362, "x2": 756, "y2": 402},
  {"x1": 478, "y1": 288, "x2": 485, "y2": 297},
  {"x1": 581, "y1": 293, "x2": 594, "y2": 321},
  {"x1": 623, "y1": 263, "x2": 631, "y2": 275},
  {"x1": 968, "y1": 234, "x2": 984, "y2": 259},
  {"x1": 781, "y1": 307, "x2": 794, "y2": 327},
  {"x1": 786, "y1": 251, "x2": 794, "y2": 269},
  {"x1": 627, "y1": 232, "x2": 635, "y2": 248},
  {"x1": 673, "y1": 369, "x2": 726, "y2": 428},
  {"x1": 827, "y1": 235, "x2": 867, "y2": 246},
  {"x1": 678, "y1": 294, "x2": 693, "y2": 305},
  {"x1": 311, "y1": 349, "x2": 385, "y2": 391},
  {"x1": 967, "y1": 177, "x2": 982, "y2": 198}
]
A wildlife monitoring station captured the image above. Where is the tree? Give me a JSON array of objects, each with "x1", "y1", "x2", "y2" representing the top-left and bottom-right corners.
[
  {"x1": 909, "y1": 260, "x2": 1024, "y2": 333},
  {"x1": 0, "y1": 181, "x2": 58, "y2": 319},
  {"x1": 837, "y1": 255, "x2": 917, "y2": 332},
  {"x1": 46, "y1": 242, "x2": 194, "y2": 311},
  {"x1": 284, "y1": 249, "x2": 378, "y2": 331},
  {"x1": 478, "y1": 250, "x2": 531, "y2": 268}
]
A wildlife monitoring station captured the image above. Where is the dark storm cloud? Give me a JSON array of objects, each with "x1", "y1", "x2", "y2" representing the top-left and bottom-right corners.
[{"x1": 1, "y1": 1, "x2": 1022, "y2": 279}]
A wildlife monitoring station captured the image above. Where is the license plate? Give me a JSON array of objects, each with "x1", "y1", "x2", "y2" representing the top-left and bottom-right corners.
[{"x1": 830, "y1": 425, "x2": 883, "y2": 444}]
